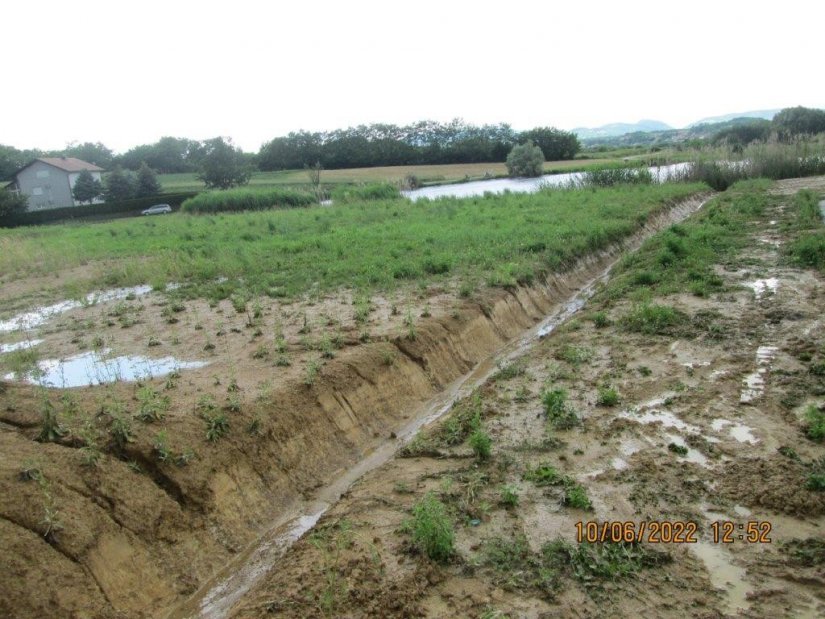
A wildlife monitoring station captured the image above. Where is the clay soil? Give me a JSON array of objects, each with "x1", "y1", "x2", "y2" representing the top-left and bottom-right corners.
[
  {"x1": 0, "y1": 181, "x2": 823, "y2": 619},
  {"x1": 223, "y1": 178, "x2": 825, "y2": 619}
]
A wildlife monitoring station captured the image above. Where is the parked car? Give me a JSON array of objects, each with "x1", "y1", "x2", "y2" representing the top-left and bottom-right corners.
[{"x1": 141, "y1": 203, "x2": 172, "y2": 215}]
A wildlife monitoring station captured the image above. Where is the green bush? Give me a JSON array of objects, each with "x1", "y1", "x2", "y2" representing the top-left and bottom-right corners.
[
  {"x1": 506, "y1": 141, "x2": 545, "y2": 178},
  {"x1": 790, "y1": 233, "x2": 825, "y2": 272},
  {"x1": 410, "y1": 493, "x2": 454, "y2": 562},
  {"x1": 181, "y1": 187, "x2": 314, "y2": 213},
  {"x1": 804, "y1": 406, "x2": 825, "y2": 442},
  {"x1": 469, "y1": 428, "x2": 492, "y2": 460},
  {"x1": 621, "y1": 303, "x2": 685, "y2": 335}
]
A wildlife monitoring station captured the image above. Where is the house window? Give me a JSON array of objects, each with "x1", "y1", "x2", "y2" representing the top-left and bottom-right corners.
[
  {"x1": 36, "y1": 170, "x2": 50, "y2": 179},
  {"x1": 32, "y1": 187, "x2": 43, "y2": 196}
]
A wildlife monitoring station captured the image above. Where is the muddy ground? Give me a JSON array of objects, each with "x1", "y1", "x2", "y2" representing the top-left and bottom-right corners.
[
  {"x1": 221, "y1": 178, "x2": 825, "y2": 619},
  {"x1": 0, "y1": 182, "x2": 823, "y2": 619}
]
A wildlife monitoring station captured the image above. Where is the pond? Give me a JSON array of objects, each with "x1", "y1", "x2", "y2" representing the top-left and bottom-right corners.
[{"x1": 402, "y1": 162, "x2": 690, "y2": 201}]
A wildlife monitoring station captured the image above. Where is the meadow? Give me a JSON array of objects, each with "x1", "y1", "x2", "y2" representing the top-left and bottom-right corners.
[{"x1": 0, "y1": 183, "x2": 705, "y2": 305}]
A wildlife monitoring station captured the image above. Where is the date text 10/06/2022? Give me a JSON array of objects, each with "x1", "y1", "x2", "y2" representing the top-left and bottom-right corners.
[{"x1": 575, "y1": 520, "x2": 773, "y2": 544}]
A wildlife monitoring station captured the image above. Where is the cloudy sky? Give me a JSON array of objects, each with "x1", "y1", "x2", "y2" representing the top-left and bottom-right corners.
[{"x1": 3, "y1": 0, "x2": 821, "y2": 153}]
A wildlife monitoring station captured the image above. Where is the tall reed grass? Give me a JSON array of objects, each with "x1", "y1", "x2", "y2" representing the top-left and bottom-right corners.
[{"x1": 181, "y1": 187, "x2": 315, "y2": 214}]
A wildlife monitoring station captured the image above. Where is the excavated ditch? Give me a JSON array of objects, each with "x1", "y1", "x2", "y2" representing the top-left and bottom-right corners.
[{"x1": 0, "y1": 194, "x2": 711, "y2": 619}]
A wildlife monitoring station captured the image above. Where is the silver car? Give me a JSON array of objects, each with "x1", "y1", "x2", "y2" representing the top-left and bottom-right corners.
[{"x1": 141, "y1": 203, "x2": 172, "y2": 215}]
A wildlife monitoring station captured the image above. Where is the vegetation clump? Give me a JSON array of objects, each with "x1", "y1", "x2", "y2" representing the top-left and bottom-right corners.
[
  {"x1": 181, "y1": 187, "x2": 314, "y2": 213},
  {"x1": 506, "y1": 141, "x2": 545, "y2": 178},
  {"x1": 409, "y1": 493, "x2": 454, "y2": 562}
]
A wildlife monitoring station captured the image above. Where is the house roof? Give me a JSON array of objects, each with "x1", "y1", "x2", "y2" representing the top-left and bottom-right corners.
[{"x1": 35, "y1": 157, "x2": 104, "y2": 173}]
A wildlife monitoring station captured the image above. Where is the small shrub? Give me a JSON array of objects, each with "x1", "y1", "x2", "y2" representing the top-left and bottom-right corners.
[
  {"x1": 804, "y1": 406, "x2": 825, "y2": 442},
  {"x1": 152, "y1": 431, "x2": 171, "y2": 462},
  {"x1": 409, "y1": 493, "x2": 454, "y2": 562},
  {"x1": 469, "y1": 428, "x2": 492, "y2": 461},
  {"x1": 596, "y1": 386, "x2": 619, "y2": 407},
  {"x1": 668, "y1": 442, "x2": 689, "y2": 456},
  {"x1": 499, "y1": 485, "x2": 519, "y2": 508},
  {"x1": 541, "y1": 389, "x2": 579, "y2": 429},
  {"x1": 622, "y1": 303, "x2": 685, "y2": 335},
  {"x1": 590, "y1": 311, "x2": 610, "y2": 328},
  {"x1": 564, "y1": 484, "x2": 592, "y2": 510},
  {"x1": 204, "y1": 412, "x2": 229, "y2": 442}
]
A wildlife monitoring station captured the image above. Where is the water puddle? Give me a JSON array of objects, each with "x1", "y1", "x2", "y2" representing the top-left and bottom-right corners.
[
  {"x1": 0, "y1": 339, "x2": 43, "y2": 354},
  {"x1": 711, "y1": 419, "x2": 758, "y2": 444},
  {"x1": 759, "y1": 237, "x2": 781, "y2": 247},
  {"x1": 819, "y1": 200, "x2": 825, "y2": 223},
  {"x1": 743, "y1": 278, "x2": 779, "y2": 299},
  {"x1": 196, "y1": 507, "x2": 325, "y2": 619},
  {"x1": 689, "y1": 542, "x2": 751, "y2": 615},
  {"x1": 740, "y1": 346, "x2": 778, "y2": 404},
  {"x1": 0, "y1": 285, "x2": 153, "y2": 333},
  {"x1": 403, "y1": 163, "x2": 690, "y2": 201},
  {"x1": 664, "y1": 433, "x2": 709, "y2": 467},
  {"x1": 5, "y1": 349, "x2": 208, "y2": 388},
  {"x1": 619, "y1": 408, "x2": 701, "y2": 434}
]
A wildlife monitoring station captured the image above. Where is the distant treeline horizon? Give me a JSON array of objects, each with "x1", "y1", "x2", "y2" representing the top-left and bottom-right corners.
[
  {"x1": 2, "y1": 107, "x2": 823, "y2": 181},
  {"x1": 0, "y1": 120, "x2": 579, "y2": 180}
]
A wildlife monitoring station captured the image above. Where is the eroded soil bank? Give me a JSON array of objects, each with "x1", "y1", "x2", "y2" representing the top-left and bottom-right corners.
[
  {"x1": 218, "y1": 178, "x2": 825, "y2": 619},
  {"x1": 0, "y1": 194, "x2": 712, "y2": 619}
]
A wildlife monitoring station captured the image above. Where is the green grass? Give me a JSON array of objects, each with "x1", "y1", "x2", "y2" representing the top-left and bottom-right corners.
[
  {"x1": 604, "y1": 180, "x2": 770, "y2": 301},
  {"x1": 0, "y1": 183, "x2": 704, "y2": 304},
  {"x1": 409, "y1": 493, "x2": 454, "y2": 562},
  {"x1": 804, "y1": 405, "x2": 825, "y2": 442},
  {"x1": 541, "y1": 388, "x2": 579, "y2": 429},
  {"x1": 181, "y1": 187, "x2": 315, "y2": 213}
]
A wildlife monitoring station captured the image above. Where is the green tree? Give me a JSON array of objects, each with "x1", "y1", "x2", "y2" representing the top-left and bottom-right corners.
[
  {"x1": 773, "y1": 106, "x2": 825, "y2": 138},
  {"x1": 72, "y1": 169, "x2": 102, "y2": 204},
  {"x1": 197, "y1": 137, "x2": 252, "y2": 189},
  {"x1": 0, "y1": 189, "x2": 28, "y2": 221},
  {"x1": 135, "y1": 162, "x2": 162, "y2": 197},
  {"x1": 506, "y1": 141, "x2": 545, "y2": 178},
  {"x1": 103, "y1": 166, "x2": 135, "y2": 202},
  {"x1": 61, "y1": 141, "x2": 114, "y2": 168},
  {"x1": 519, "y1": 127, "x2": 580, "y2": 160}
]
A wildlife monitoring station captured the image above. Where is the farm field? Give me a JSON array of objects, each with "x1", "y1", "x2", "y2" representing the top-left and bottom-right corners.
[
  {"x1": 0, "y1": 183, "x2": 703, "y2": 313},
  {"x1": 157, "y1": 157, "x2": 652, "y2": 192},
  {"x1": 0, "y1": 176, "x2": 823, "y2": 619}
]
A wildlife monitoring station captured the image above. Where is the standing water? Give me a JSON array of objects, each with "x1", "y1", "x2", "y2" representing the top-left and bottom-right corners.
[{"x1": 403, "y1": 163, "x2": 690, "y2": 201}]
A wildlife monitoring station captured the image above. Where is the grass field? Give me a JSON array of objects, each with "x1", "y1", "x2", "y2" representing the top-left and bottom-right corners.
[
  {"x1": 158, "y1": 158, "x2": 642, "y2": 192},
  {"x1": 0, "y1": 183, "x2": 705, "y2": 304}
]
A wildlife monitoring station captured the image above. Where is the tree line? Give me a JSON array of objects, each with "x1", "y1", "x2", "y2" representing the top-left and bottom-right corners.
[
  {"x1": 257, "y1": 121, "x2": 580, "y2": 170},
  {"x1": 0, "y1": 120, "x2": 580, "y2": 181}
]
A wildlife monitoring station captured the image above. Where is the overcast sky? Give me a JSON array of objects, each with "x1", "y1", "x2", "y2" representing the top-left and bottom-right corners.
[{"x1": 3, "y1": 0, "x2": 822, "y2": 153}]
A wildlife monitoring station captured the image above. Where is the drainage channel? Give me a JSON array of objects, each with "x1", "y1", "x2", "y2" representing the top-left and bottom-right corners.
[
  {"x1": 166, "y1": 270, "x2": 609, "y2": 619},
  {"x1": 166, "y1": 198, "x2": 712, "y2": 619}
]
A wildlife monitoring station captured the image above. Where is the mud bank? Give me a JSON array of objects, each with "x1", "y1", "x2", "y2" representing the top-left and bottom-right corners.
[{"x1": 0, "y1": 195, "x2": 709, "y2": 619}]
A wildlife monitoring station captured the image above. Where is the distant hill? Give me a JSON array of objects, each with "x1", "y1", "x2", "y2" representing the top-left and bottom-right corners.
[
  {"x1": 579, "y1": 117, "x2": 772, "y2": 149},
  {"x1": 689, "y1": 109, "x2": 780, "y2": 127},
  {"x1": 572, "y1": 120, "x2": 673, "y2": 140}
]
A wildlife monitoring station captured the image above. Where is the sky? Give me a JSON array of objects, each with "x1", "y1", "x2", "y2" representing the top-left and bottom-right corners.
[{"x1": 3, "y1": 0, "x2": 822, "y2": 154}]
